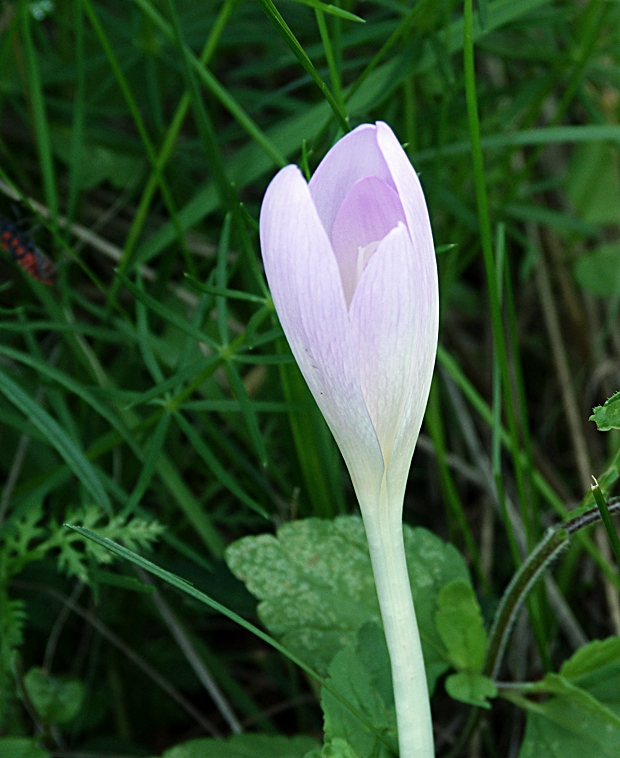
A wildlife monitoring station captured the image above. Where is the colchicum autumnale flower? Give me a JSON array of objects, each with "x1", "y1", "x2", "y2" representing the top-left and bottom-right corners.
[{"x1": 260, "y1": 122, "x2": 439, "y2": 758}]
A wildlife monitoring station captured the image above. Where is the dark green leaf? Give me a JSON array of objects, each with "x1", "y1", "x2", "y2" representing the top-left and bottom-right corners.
[
  {"x1": 23, "y1": 667, "x2": 84, "y2": 724},
  {"x1": 0, "y1": 739, "x2": 49, "y2": 758},
  {"x1": 157, "y1": 734, "x2": 319, "y2": 758}
]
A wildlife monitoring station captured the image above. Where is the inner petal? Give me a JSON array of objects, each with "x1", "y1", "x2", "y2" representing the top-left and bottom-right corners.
[{"x1": 330, "y1": 176, "x2": 406, "y2": 307}]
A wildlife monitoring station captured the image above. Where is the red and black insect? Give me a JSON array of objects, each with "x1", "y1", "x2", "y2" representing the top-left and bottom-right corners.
[{"x1": 0, "y1": 216, "x2": 56, "y2": 285}]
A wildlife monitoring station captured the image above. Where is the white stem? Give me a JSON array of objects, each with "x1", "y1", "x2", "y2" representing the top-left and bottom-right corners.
[{"x1": 361, "y1": 488, "x2": 434, "y2": 758}]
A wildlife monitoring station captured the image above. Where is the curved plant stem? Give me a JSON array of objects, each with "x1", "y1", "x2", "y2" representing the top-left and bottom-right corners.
[
  {"x1": 484, "y1": 499, "x2": 620, "y2": 679},
  {"x1": 362, "y1": 483, "x2": 434, "y2": 758},
  {"x1": 447, "y1": 499, "x2": 620, "y2": 757}
]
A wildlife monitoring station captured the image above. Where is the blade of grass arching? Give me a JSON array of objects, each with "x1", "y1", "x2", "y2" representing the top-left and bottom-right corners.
[
  {"x1": 491, "y1": 223, "x2": 521, "y2": 568},
  {"x1": 131, "y1": 0, "x2": 286, "y2": 168},
  {"x1": 16, "y1": 314, "x2": 80, "y2": 448},
  {"x1": 67, "y1": 0, "x2": 86, "y2": 224},
  {"x1": 463, "y1": 0, "x2": 535, "y2": 548},
  {"x1": 132, "y1": 55, "x2": 403, "y2": 267},
  {"x1": 508, "y1": 0, "x2": 609, "y2": 198},
  {"x1": 200, "y1": 413, "x2": 273, "y2": 494},
  {"x1": 19, "y1": 4, "x2": 58, "y2": 223},
  {"x1": 460, "y1": 2, "x2": 548, "y2": 655},
  {"x1": 119, "y1": 0, "x2": 236, "y2": 274},
  {"x1": 437, "y1": 346, "x2": 620, "y2": 594},
  {"x1": 290, "y1": 0, "x2": 362, "y2": 21},
  {"x1": 116, "y1": 272, "x2": 218, "y2": 350},
  {"x1": 123, "y1": 412, "x2": 172, "y2": 517},
  {"x1": 80, "y1": 0, "x2": 194, "y2": 291},
  {"x1": 503, "y1": 242, "x2": 539, "y2": 543},
  {"x1": 156, "y1": 455, "x2": 226, "y2": 557},
  {"x1": 224, "y1": 361, "x2": 268, "y2": 468},
  {"x1": 124, "y1": 356, "x2": 222, "y2": 410},
  {"x1": 0, "y1": 366, "x2": 111, "y2": 512},
  {"x1": 186, "y1": 279, "x2": 267, "y2": 305},
  {"x1": 492, "y1": 342, "x2": 521, "y2": 566},
  {"x1": 256, "y1": 0, "x2": 349, "y2": 132},
  {"x1": 65, "y1": 525, "x2": 397, "y2": 755},
  {"x1": 162, "y1": 0, "x2": 237, "y2": 218},
  {"x1": 315, "y1": 9, "x2": 345, "y2": 113},
  {"x1": 215, "y1": 214, "x2": 232, "y2": 346},
  {"x1": 348, "y1": 0, "x2": 550, "y2": 106},
  {"x1": 490, "y1": 264, "x2": 551, "y2": 675},
  {"x1": 136, "y1": 275, "x2": 166, "y2": 386},
  {"x1": 181, "y1": 400, "x2": 299, "y2": 413},
  {"x1": 174, "y1": 412, "x2": 268, "y2": 519},
  {"x1": 426, "y1": 378, "x2": 486, "y2": 588}
]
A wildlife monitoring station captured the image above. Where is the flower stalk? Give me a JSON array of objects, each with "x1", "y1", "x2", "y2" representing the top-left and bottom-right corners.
[{"x1": 362, "y1": 483, "x2": 433, "y2": 758}]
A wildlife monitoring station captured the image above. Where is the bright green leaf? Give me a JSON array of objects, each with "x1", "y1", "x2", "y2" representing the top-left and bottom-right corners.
[
  {"x1": 322, "y1": 645, "x2": 397, "y2": 758},
  {"x1": 445, "y1": 671, "x2": 497, "y2": 708},
  {"x1": 590, "y1": 392, "x2": 620, "y2": 432},
  {"x1": 314, "y1": 738, "x2": 361, "y2": 758},
  {"x1": 518, "y1": 673, "x2": 620, "y2": 758},
  {"x1": 435, "y1": 579, "x2": 487, "y2": 672}
]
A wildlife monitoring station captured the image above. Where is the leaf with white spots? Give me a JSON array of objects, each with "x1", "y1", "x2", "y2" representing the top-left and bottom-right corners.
[{"x1": 225, "y1": 515, "x2": 469, "y2": 692}]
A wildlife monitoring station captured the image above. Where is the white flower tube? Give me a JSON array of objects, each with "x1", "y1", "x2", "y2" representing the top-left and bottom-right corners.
[{"x1": 259, "y1": 122, "x2": 439, "y2": 758}]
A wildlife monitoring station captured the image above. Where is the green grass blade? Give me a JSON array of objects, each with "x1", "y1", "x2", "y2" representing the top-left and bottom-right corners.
[
  {"x1": 174, "y1": 411, "x2": 268, "y2": 519},
  {"x1": 0, "y1": 366, "x2": 111, "y2": 512},
  {"x1": 256, "y1": 0, "x2": 350, "y2": 132}
]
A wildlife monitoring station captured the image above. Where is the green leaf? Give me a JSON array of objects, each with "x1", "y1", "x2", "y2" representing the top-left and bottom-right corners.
[
  {"x1": 574, "y1": 244, "x2": 620, "y2": 298},
  {"x1": 517, "y1": 638, "x2": 620, "y2": 756},
  {"x1": 355, "y1": 622, "x2": 393, "y2": 708},
  {"x1": 157, "y1": 734, "x2": 319, "y2": 758},
  {"x1": 225, "y1": 516, "x2": 469, "y2": 692},
  {"x1": 435, "y1": 579, "x2": 487, "y2": 672},
  {"x1": 321, "y1": 645, "x2": 397, "y2": 758},
  {"x1": 590, "y1": 391, "x2": 620, "y2": 432},
  {"x1": 566, "y1": 142, "x2": 620, "y2": 225},
  {"x1": 23, "y1": 667, "x2": 84, "y2": 724},
  {"x1": 0, "y1": 739, "x2": 50, "y2": 758},
  {"x1": 518, "y1": 674, "x2": 620, "y2": 758},
  {"x1": 311, "y1": 738, "x2": 361, "y2": 758},
  {"x1": 560, "y1": 637, "x2": 620, "y2": 716},
  {"x1": 445, "y1": 671, "x2": 497, "y2": 709}
]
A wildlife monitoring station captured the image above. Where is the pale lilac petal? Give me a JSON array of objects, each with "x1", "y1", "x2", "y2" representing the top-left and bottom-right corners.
[
  {"x1": 259, "y1": 165, "x2": 384, "y2": 500},
  {"x1": 373, "y1": 123, "x2": 439, "y2": 502},
  {"x1": 349, "y1": 223, "x2": 417, "y2": 462},
  {"x1": 376, "y1": 122, "x2": 435, "y2": 275},
  {"x1": 330, "y1": 176, "x2": 406, "y2": 306},
  {"x1": 309, "y1": 124, "x2": 394, "y2": 238}
]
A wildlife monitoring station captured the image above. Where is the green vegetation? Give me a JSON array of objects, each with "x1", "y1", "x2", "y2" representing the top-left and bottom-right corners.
[{"x1": 2, "y1": 0, "x2": 620, "y2": 756}]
